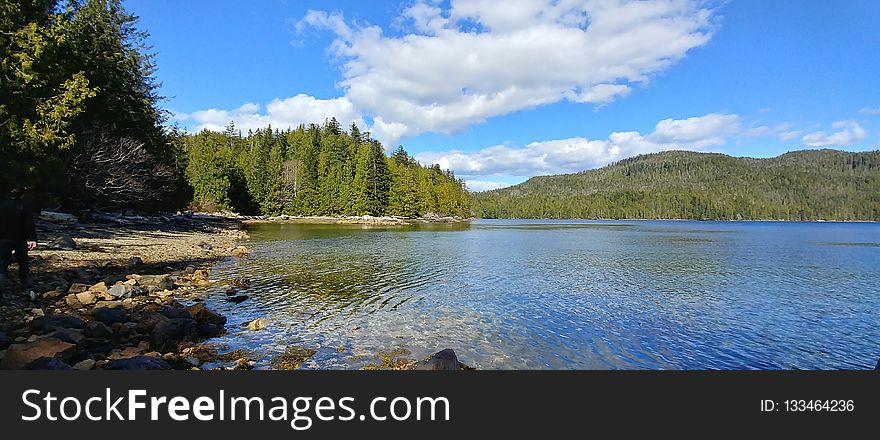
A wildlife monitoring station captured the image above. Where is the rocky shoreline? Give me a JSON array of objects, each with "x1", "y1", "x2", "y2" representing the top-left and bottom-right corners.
[
  {"x1": 0, "y1": 211, "x2": 473, "y2": 370},
  {"x1": 201, "y1": 211, "x2": 472, "y2": 226},
  {"x1": 0, "y1": 211, "x2": 253, "y2": 370}
]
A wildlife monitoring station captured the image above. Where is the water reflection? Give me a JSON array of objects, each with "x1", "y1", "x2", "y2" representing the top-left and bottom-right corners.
[{"x1": 198, "y1": 220, "x2": 880, "y2": 370}]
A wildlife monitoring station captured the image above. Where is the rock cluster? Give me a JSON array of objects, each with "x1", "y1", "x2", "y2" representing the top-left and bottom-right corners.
[{"x1": 0, "y1": 270, "x2": 228, "y2": 370}]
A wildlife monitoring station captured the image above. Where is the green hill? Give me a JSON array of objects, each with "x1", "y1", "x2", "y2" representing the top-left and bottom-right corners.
[{"x1": 472, "y1": 149, "x2": 880, "y2": 221}]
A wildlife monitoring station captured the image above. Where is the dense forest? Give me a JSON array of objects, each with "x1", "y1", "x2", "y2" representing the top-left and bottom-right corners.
[
  {"x1": 174, "y1": 121, "x2": 471, "y2": 217},
  {"x1": 473, "y1": 150, "x2": 880, "y2": 221},
  {"x1": 1, "y1": 0, "x2": 469, "y2": 217}
]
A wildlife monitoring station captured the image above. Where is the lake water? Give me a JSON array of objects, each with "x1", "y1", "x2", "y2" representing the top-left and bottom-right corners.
[{"x1": 200, "y1": 220, "x2": 880, "y2": 370}]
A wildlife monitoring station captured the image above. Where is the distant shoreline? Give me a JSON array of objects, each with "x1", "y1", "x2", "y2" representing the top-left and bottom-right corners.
[
  {"x1": 474, "y1": 217, "x2": 878, "y2": 223},
  {"x1": 202, "y1": 213, "x2": 474, "y2": 226}
]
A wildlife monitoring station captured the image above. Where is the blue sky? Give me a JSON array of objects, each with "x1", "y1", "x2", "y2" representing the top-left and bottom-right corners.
[{"x1": 126, "y1": 0, "x2": 880, "y2": 191}]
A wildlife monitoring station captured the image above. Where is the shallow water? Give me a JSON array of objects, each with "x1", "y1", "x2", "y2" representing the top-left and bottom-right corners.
[{"x1": 197, "y1": 220, "x2": 880, "y2": 370}]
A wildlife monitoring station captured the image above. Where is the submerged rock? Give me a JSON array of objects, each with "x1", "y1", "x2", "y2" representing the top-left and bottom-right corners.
[
  {"x1": 270, "y1": 346, "x2": 317, "y2": 370},
  {"x1": 246, "y1": 318, "x2": 269, "y2": 331},
  {"x1": 406, "y1": 349, "x2": 474, "y2": 371},
  {"x1": 227, "y1": 295, "x2": 249, "y2": 304}
]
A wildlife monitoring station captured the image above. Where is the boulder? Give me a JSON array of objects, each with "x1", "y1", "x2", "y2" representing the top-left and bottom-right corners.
[
  {"x1": 0, "y1": 331, "x2": 12, "y2": 350},
  {"x1": 68, "y1": 283, "x2": 91, "y2": 294},
  {"x1": 47, "y1": 328, "x2": 85, "y2": 345},
  {"x1": 24, "y1": 358, "x2": 73, "y2": 370},
  {"x1": 127, "y1": 256, "x2": 144, "y2": 268},
  {"x1": 88, "y1": 282, "x2": 109, "y2": 293},
  {"x1": 231, "y1": 246, "x2": 250, "y2": 258},
  {"x1": 406, "y1": 349, "x2": 473, "y2": 371},
  {"x1": 196, "y1": 323, "x2": 224, "y2": 338},
  {"x1": 104, "y1": 356, "x2": 171, "y2": 370},
  {"x1": 151, "y1": 318, "x2": 197, "y2": 348},
  {"x1": 0, "y1": 338, "x2": 76, "y2": 369},
  {"x1": 107, "y1": 284, "x2": 132, "y2": 298},
  {"x1": 29, "y1": 315, "x2": 85, "y2": 334},
  {"x1": 64, "y1": 294, "x2": 81, "y2": 308},
  {"x1": 75, "y1": 291, "x2": 97, "y2": 305},
  {"x1": 136, "y1": 312, "x2": 169, "y2": 333},
  {"x1": 73, "y1": 359, "x2": 96, "y2": 370},
  {"x1": 92, "y1": 307, "x2": 131, "y2": 325},
  {"x1": 227, "y1": 295, "x2": 249, "y2": 304},
  {"x1": 246, "y1": 318, "x2": 269, "y2": 331},
  {"x1": 46, "y1": 236, "x2": 77, "y2": 250},
  {"x1": 186, "y1": 303, "x2": 227, "y2": 326},
  {"x1": 138, "y1": 274, "x2": 175, "y2": 290},
  {"x1": 84, "y1": 321, "x2": 113, "y2": 338}
]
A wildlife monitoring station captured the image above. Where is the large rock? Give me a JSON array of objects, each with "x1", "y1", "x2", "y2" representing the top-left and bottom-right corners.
[
  {"x1": 231, "y1": 246, "x2": 250, "y2": 258},
  {"x1": 107, "y1": 284, "x2": 145, "y2": 299},
  {"x1": 46, "y1": 236, "x2": 77, "y2": 250},
  {"x1": 92, "y1": 307, "x2": 131, "y2": 325},
  {"x1": 68, "y1": 283, "x2": 91, "y2": 294},
  {"x1": 227, "y1": 295, "x2": 249, "y2": 304},
  {"x1": 186, "y1": 303, "x2": 227, "y2": 326},
  {"x1": 151, "y1": 318, "x2": 197, "y2": 348},
  {"x1": 0, "y1": 338, "x2": 76, "y2": 369},
  {"x1": 137, "y1": 274, "x2": 175, "y2": 290},
  {"x1": 84, "y1": 321, "x2": 113, "y2": 339},
  {"x1": 29, "y1": 315, "x2": 85, "y2": 334},
  {"x1": 246, "y1": 318, "x2": 269, "y2": 331},
  {"x1": 24, "y1": 358, "x2": 73, "y2": 370},
  {"x1": 104, "y1": 356, "x2": 171, "y2": 370},
  {"x1": 406, "y1": 349, "x2": 473, "y2": 371},
  {"x1": 46, "y1": 328, "x2": 85, "y2": 345},
  {"x1": 75, "y1": 291, "x2": 97, "y2": 305}
]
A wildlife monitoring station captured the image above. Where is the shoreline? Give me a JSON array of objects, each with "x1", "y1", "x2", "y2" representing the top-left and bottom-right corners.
[
  {"x1": 0, "y1": 211, "x2": 472, "y2": 370},
  {"x1": 0, "y1": 212, "x2": 253, "y2": 370},
  {"x1": 192, "y1": 212, "x2": 473, "y2": 226}
]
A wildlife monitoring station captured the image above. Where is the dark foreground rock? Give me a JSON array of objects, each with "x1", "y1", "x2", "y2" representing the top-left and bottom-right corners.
[
  {"x1": 24, "y1": 357, "x2": 74, "y2": 370},
  {"x1": 105, "y1": 356, "x2": 172, "y2": 370},
  {"x1": 406, "y1": 349, "x2": 474, "y2": 371},
  {"x1": 0, "y1": 338, "x2": 77, "y2": 369}
]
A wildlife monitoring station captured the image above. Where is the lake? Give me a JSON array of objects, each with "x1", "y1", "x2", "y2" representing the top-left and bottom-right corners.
[{"x1": 200, "y1": 220, "x2": 880, "y2": 370}]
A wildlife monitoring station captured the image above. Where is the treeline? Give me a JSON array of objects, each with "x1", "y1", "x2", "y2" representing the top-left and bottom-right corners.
[
  {"x1": 1, "y1": 1, "x2": 469, "y2": 217},
  {"x1": 173, "y1": 120, "x2": 471, "y2": 217},
  {"x1": 473, "y1": 150, "x2": 880, "y2": 221},
  {"x1": 1, "y1": 0, "x2": 184, "y2": 210}
]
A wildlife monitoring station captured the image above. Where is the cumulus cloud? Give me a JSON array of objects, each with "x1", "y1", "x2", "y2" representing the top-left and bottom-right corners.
[
  {"x1": 416, "y1": 112, "x2": 739, "y2": 179},
  {"x1": 296, "y1": 0, "x2": 716, "y2": 145},
  {"x1": 801, "y1": 121, "x2": 867, "y2": 147},
  {"x1": 182, "y1": 95, "x2": 364, "y2": 133}
]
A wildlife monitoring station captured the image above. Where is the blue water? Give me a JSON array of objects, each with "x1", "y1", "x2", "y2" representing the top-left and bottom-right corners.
[{"x1": 199, "y1": 220, "x2": 880, "y2": 370}]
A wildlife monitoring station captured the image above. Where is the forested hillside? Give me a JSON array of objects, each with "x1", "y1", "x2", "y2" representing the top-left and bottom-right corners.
[
  {"x1": 173, "y1": 121, "x2": 470, "y2": 217},
  {"x1": 473, "y1": 150, "x2": 880, "y2": 221}
]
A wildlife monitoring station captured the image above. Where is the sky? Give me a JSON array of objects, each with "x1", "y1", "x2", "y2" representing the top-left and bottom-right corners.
[{"x1": 126, "y1": 0, "x2": 880, "y2": 191}]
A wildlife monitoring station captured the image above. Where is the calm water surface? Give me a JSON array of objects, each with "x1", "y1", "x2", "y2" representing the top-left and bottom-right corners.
[{"x1": 199, "y1": 220, "x2": 880, "y2": 369}]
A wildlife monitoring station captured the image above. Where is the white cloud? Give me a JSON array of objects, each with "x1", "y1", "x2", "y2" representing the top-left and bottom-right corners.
[
  {"x1": 465, "y1": 180, "x2": 511, "y2": 191},
  {"x1": 416, "y1": 112, "x2": 738, "y2": 179},
  {"x1": 801, "y1": 120, "x2": 867, "y2": 147},
  {"x1": 185, "y1": 95, "x2": 364, "y2": 133},
  {"x1": 859, "y1": 106, "x2": 880, "y2": 115},
  {"x1": 296, "y1": 0, "x2": 716, "y2": 145},
  {"x1": 779, "y1": 130, "x2": 801, "y2": 142}
]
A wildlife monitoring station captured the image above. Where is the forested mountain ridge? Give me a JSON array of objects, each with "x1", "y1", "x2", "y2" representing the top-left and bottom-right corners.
[{"x1": 473, "y1": 149, "x2": 880, "y2": 221}]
